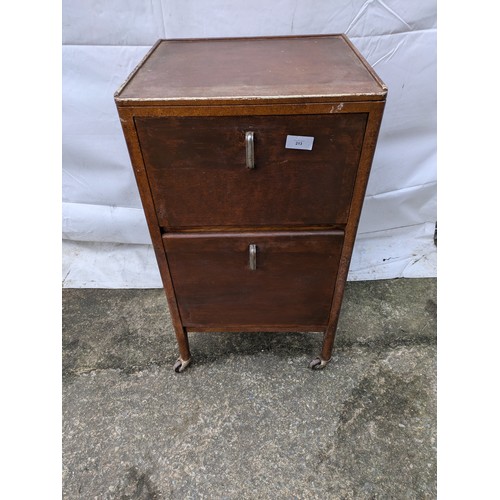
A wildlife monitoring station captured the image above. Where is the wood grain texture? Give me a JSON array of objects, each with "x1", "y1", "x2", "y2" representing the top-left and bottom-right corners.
[
  {"x1": 136, "y1": 114, "x2": 367, "y2": 228},
  {"x1": 116, "y1": 35, "x2": 386, "y2": 106},
  {"x1": 163, "y1": 231, "x2": 343, "y2": 328}
]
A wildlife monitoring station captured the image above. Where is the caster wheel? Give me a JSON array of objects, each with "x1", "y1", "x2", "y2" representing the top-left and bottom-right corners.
[
  {"x1": 173, "y1": 357, "x2": 191, "y2": 373},
  {"x1": 309, "y1": 357, "x2": 331, "y2": 370}
]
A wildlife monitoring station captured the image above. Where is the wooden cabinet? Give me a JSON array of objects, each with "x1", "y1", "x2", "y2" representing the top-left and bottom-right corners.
[{"x1": 115, "y1": 34, "x2": 387, "y2": 372}]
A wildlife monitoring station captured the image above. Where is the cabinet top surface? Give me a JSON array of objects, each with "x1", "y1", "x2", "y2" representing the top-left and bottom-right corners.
[{"x1": 115, "y1": 35, "x2": 386, "y2": 106}]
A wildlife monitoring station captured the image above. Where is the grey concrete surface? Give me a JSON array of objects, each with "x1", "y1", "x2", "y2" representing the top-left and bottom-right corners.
[{"x1": 62, "y1": 278, "x2": 436, "y2": 499}]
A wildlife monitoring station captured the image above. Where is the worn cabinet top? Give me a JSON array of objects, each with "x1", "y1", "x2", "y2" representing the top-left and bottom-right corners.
[{"x1": 115, "y1": 35, "x2": 386, "y2": 106}]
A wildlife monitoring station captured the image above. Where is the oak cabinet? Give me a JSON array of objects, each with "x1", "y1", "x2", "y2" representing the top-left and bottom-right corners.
[{"x1": 115, "y1": 34, "x2": 387, "y2": 372}]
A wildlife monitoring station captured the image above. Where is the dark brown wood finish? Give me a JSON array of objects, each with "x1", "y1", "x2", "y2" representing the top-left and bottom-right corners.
[
  {"x1": 135, "y1": 114, "x2": 367, "y2": 228},
  {"x1": 115, "y1": 34, "x2": 387, "y2": 371},
  {"x1": 119, "y1": 101, "x2": 381, "y2": 117},
  {"x1": 117, "y1": 115, "x2": 191, "y2": 362},
  {"x1": 116, "y1": 35, "x2": 386, "y2": 105},
  {"x1": 163, "y1": 231, "x2": 343, "y2": 328},
  {"x1": 321, "y1": 103, "x2": 386, "y2": 361}
]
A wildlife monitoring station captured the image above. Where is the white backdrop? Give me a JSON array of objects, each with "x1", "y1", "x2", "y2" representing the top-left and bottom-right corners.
[{"x1": 62, "y1": 0, "x2": 436, "y2": 287}]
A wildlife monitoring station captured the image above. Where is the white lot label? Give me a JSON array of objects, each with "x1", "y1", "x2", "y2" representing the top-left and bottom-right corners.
[{"x1": 285, "y1": 135, "x2": 314, "y2": 151}]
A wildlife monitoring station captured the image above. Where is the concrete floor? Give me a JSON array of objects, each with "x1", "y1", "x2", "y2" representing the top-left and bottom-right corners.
[{"x1": 62, "y1": 278, "x2": 436, "y2": 499}]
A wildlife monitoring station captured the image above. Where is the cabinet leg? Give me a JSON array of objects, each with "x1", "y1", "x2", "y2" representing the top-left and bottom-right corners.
[
  {"x1": 173, "y1": 327, "x2": 192, "y2": 373},
  {"x1": 320, "y1": 322, "x2": 337, "y2": 363},
  {"x1": 309, "y1": 318, "x2": 339, "y2": 370}
]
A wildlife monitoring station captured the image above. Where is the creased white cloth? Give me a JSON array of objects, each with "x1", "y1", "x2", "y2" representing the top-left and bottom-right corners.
[{"x1": 62, "y1": 0, "x2": 436, "y2": 287}]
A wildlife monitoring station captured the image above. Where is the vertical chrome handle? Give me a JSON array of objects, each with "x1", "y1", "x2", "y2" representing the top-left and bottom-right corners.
[
  {"x1": 245, "y1": 131, "x2": 255, "y2": 169},
  {"x1": 249, "y1": 244, "x2": 257, "y2": 270}
]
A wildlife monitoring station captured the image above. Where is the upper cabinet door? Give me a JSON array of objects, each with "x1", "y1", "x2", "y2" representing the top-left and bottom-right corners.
[{"x1": 135, "y1": 113, "x2": 367, "y2": 229}]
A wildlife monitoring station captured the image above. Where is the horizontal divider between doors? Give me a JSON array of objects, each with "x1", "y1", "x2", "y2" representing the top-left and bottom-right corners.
[
  {"x1": 160, "y1": 224, "x2": 346, "y2": 235},
  {"x1": 162, "y1": 229, "x2": 344, "y2": 240}
]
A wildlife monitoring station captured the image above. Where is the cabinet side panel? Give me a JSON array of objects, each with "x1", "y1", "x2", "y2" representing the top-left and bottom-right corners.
[
  {"x1": 115, "y1": 107, "x2": 189, "y2": 356},
  {"x1": 323, "y1": 101, "x2": 386, "y2": 356}
]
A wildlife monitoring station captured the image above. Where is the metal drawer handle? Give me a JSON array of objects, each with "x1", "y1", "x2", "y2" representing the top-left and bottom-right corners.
[
  {"x1": 249, "y1": 244, "x2": 257, "y2": 270},
  {"x1": 245, "y1": 131, "x2": 255, "y2": 169}
]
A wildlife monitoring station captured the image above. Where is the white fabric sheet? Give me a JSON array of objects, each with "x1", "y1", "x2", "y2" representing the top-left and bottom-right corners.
[{"x1": 62, "y1": 0, "x2": 437, "y2": 287}]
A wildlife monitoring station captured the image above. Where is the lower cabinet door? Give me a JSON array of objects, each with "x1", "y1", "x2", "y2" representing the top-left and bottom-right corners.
[{"x1": 163, "y1": 231, "x2": 344, "y2": 329}]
